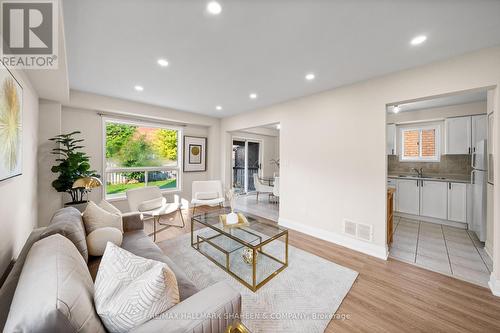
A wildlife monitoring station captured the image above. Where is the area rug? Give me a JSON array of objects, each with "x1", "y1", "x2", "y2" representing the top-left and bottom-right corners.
[{"x1": 158, "y1": 231, "x2": 358, "y2": 333}]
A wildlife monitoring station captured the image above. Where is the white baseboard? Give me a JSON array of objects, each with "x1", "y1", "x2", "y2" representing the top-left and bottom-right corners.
[
  {"x1": 395, "y1": 212, "x2": 467, "y2": 229},
  {"x1": 278, "y1": 217, "x2": 388, "y2": 260},
  {"x1": 489, "y1": 273, "x2": 500, "y2": 297}
]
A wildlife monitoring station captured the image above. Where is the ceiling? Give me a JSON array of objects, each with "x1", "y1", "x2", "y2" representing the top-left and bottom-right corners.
[
  {"x1": 387, "y1": 89, "x2": 488, "y2": 113},
  {"x1": 63, "y1": 0, "x2": 500, "y2": 117}
]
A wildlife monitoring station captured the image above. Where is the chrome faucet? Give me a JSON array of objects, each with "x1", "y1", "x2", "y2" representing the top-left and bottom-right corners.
[{"x1": 411, "y1": 168, "x2": 423, "y2": 178}]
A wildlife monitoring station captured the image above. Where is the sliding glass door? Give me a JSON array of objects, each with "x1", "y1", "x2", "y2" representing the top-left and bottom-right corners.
[{"x1": 232, "y1": 139, "x2": 261, "y2": 193}]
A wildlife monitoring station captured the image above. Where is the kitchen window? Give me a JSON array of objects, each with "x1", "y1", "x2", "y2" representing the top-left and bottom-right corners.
[
  {"x1": 103, "y1": 118, "x2": 182, "y2": 199},
  {"x1": 400, "y1": 124, "x2": 440, "y2": 162}
]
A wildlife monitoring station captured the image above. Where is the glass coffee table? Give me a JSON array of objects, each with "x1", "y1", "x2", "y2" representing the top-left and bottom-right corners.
[{"x1": 191, "y1": 209, "x2": 288, "y2": 292}]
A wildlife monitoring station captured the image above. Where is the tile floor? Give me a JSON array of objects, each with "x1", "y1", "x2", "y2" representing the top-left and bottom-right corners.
[
  {"x1": 234, "y1": 193, "x2": 279, "y2": 222},
  {"x1": 389, "y1": 217, "x2": 493, "y2": 287}
]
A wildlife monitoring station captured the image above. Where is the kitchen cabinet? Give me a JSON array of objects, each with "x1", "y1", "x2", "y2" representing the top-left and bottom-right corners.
[
  {"x1": 471, "y1": 114, "x2": 487, "y2": 153},
  {"x1": 386, "y1": 124, "x2": 396, "y2": 155},
  {"x1": 396, "y1": 179, "x2": 419, "y2": 215},
  {"x1": 420, "y1": 180, "x2": 448, "y2": 220},
  {"x1": 445, "y1": 116, "x2": 471, "y2": 154},
  {"x1": 447, "y1": 182, "x2": 467, "y2": 223}
]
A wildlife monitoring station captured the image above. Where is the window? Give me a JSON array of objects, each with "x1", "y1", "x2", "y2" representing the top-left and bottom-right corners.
[
  {"x1": 400, "y1": 124, "x2": 440, "y2": 162},
  {"x1": 103, "y1": 119, "x2": 181, "y2": 198}
]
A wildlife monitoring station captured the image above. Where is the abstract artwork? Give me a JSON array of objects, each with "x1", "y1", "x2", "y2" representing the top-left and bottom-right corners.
[
  {"x1": 183, "y1": 136, "x2": 206, "y2": 172},
  {"x1": 0, "y1": 63, "x2": 23, "y2": 181}
]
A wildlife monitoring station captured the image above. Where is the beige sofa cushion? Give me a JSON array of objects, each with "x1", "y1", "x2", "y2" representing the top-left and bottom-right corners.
[
  {"x1": 87, "y1": 227, "x2": 123, "y2": 256},
  {"x1": 4, "y1": 234, "x2": 106, "y2": 333},
  {"x1": 83, "y1": 201, "x2": 123, "y2": 234},
  {"x1": 94, "y1": 242, "x2": 180, "y2": 333}
]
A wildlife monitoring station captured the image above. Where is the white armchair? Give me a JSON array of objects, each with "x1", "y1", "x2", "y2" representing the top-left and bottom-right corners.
[
  {"x1": 126, "y1": 186, "x2": 185, "y2": 241},
  {"x1": 253, "y1": 173, "x2": 274, "y2": 202},
  {"x1": 191, "y1": 180, "x2": 225, "y2": 216}
]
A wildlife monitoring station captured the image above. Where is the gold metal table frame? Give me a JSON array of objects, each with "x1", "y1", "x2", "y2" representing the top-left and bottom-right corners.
[{"x1": 191, "y1": 211, "x2": 288, "y2": 292}]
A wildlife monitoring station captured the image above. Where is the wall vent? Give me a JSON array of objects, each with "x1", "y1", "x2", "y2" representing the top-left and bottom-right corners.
[{"x1": 343, "y1": 219, "x2": 373, "y2": 242}]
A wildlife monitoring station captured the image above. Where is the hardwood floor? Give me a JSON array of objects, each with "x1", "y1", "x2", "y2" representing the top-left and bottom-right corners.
[{"x1": 151, "y1": 206, "x2": 500, "y2": 332}]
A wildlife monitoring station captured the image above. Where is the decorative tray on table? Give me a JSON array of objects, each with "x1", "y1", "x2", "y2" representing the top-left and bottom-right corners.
[{"x1": 219, "y1": 212, "x2": 250, "y2": 228}]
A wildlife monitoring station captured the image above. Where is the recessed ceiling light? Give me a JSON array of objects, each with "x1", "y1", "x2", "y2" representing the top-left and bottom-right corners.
[
  {"x1": 249, "y1": 93, "x2": 258, "y2": 99},
  {"x1": 276, "y1": 124, "x2": 281, "y2": 130},
  {"x1": 206, "y1": 1, "x2": 222, "y2": 15},
  {"x1": 393, "y1": 105, "x2": 401, "y2": 113},
  {"x1": 305, "y1": 73, "x2": 315, "y2": 81},
  {"x1": 134, "y1": 85, "x2": 144, "y2": 92},
  {"x1": 157, "y1": 58, "x2": 169, "y2": 67},
  {"x1": 216, "y1": 105, "x2": 222, "y2": 111},
  {"x1": 410, "y1": 35, "x2": 427, "y2": 46}
]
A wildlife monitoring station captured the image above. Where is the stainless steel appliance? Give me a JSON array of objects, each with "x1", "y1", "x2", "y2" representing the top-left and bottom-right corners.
[{"x1": 471, "y1": 139, "x2": 487, "y2": 241}]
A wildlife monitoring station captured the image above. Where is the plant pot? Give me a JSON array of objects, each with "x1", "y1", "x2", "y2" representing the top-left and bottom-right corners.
[{"x1": 64, "y1": 200, "x2": 88, "y2": 212}]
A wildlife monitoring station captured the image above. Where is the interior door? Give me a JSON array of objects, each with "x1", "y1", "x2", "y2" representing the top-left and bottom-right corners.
[{"x1": 232, "y1": 139, "x2": 261, "y2": 193}]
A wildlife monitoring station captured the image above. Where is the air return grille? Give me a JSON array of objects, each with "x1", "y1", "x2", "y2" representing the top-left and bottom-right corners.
[{"x1": 343, "y1": 219, "x2": 373, "y2": 242}]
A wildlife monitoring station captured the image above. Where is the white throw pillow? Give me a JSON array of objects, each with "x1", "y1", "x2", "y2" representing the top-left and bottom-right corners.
[
  {"x1": 195, "y1": 191, "x2": 219, "y2": 200},
  {"x1": 94, "y1": 242, "x2": 180, "y2": 333},
  {"x1": 99, "y1": 199, "x2": 122, "y2": 216},
  {"x1": 87, "y1": 227, "x2": 123, "y2": 256},
  {"x1": 83, "y1": 201, "x2": 123, "y2": 234},
  {"x1": 137, "y1": 197, "x2": 165, "y2": 212}
]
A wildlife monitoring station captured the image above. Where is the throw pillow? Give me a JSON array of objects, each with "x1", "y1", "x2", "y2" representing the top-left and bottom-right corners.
[
  {"x1": 83, "y1": 201, "x2": 123, "y2": 234},
  {"x1": 87, "y1": 227, "x2": 123, "y2": 256},
  {"x1": 137, "y1": 197, "x2": 165, "y2": 212},
  {"x1": 94, "y1": 242, "x2": 180, "y2": 333},
  {"x1": 99, "y1": 199, "x2": 122, "y2": 216},
  {"x1": 3, "y1": 234, "x2": 106, "y2": 333}
]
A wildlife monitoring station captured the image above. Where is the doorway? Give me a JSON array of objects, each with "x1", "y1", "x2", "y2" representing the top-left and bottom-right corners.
[{"x1": 232, "y1": 139, "x2": 261, "y2": 194}]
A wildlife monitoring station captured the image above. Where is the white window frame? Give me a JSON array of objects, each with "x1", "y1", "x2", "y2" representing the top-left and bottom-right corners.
[
  {"x1": 399, "y1": 123, "x2": 441, "y2": 162},
  {"x1": 102, "y1": 117, "x2": 183, "y2": 200}
]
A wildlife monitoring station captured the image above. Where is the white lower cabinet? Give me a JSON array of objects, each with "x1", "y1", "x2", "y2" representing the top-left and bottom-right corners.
[
  {"x1": 448, "y1": 182, "x2": 467, "y2": 223},
  {"x1": 420, "y1": 181, "x2": 448, "y2": 220},
  {"x1": 396, "y1": 179, "x2": 420, "y2": 215}
]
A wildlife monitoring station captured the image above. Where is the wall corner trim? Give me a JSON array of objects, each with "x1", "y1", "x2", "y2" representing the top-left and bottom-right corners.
[
  {"x1": 489, "y1": 273, "x2": 500, "y2": 297},
  {"x1": 278, "y1": 217, "x2": 389, "y2": 260}
]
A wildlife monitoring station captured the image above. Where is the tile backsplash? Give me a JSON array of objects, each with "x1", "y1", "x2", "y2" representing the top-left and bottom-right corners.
[{"x1": 388, "y1": 155, "x2": 472, "y2": 176}]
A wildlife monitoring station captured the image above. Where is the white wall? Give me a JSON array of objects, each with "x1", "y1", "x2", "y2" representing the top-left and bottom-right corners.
[
  {"x1": 0, "y1": 70, "x2": 39, "y2": 278},
  {"x1": 220, "y1": 46, "x2": 500, "y2": 262},
  {"x1": 386, "y1": 101, "x2": 487, "y2": 124}
]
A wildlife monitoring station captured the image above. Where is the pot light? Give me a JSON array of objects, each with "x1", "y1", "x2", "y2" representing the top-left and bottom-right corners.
[
  {"x1": 249, "y1": 93, "x2": 258, "y2": 99},
  {"x1": 216, "y1": 105, "x2": 222, "y2": 111},
  {"x1": 207, "y1": 1, "x2": 222, "y2": 15},
  {"x1": 134, "y1": 85, "x2": 144, "y2": 92},
  {"x1": 305, "y1": 73, "x2": 315, "y2": 81},
  {"x1": 393, "y1": 105, "x2": 401, "y2": 113},
  {"x1": 157, "y1": 58, "x2": 169, "y2": 67},
  {"x1": 410, "y1": 35, "x2": 427, "y2": 46}
]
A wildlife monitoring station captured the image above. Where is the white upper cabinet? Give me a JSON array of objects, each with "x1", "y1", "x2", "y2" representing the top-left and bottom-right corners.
[
  {"x1": 396, "y1": 179, "x2": 420, "y2": 215},
  {"x1": 386, "y1": 124, "x2": 396, "y2": 155},
  {"x1": 471, "y1": 114, "x2": 487, "y2": 153},
  {"x1": 420, "y1": 180, "x2": 448, "y2": 220},
  {"x1": 448, "y1": 182, "x2": 467, "y2": 223},
  {"x1": 445, "y1": 116, "x2": 471, "y2": 154}
]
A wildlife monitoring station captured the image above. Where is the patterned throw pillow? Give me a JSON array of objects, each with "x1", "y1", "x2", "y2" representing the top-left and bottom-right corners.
[{"x1": 94, "y1": 242, "x2": 180, "y2": 333}]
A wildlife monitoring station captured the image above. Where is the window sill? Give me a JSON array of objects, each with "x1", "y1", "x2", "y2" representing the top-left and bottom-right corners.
[{"x1": 104, "y1": 189, "x2": 182, "y2": 202}]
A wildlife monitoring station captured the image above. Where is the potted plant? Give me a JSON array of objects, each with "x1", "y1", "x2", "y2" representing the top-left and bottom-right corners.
[{"x1": 49, "y1": 131, "x2": 100, "y2": 207}]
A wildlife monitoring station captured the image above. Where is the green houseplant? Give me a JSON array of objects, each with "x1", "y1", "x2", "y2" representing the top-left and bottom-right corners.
[{"x1": 49, "y1": 131, "x2": 100, "y2": 204}]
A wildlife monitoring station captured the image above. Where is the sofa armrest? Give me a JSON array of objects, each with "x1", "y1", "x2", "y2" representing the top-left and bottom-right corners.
[
  {"x1": 122, "y1": 212, "x2": 144, "y2": 232},
  {"x1": 131, "y1": 281, "x2": 241, "y2": 333}
]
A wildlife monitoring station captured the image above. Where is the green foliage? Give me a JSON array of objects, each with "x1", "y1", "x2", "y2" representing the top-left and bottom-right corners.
[
  {"x1": 106, "y1": 123, "x2": 136, "y2": 158},
  {"x1": 153, "y1": 129, "x2": 177, "y2": 161},
  {"x1": 49, "y1": 131, "x2": 99, "y2": 203}
]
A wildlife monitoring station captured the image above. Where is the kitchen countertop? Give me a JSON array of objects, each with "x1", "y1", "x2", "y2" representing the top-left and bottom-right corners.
[{"x1": 388, "y1": 173, "x2": 471, "y2": 184}]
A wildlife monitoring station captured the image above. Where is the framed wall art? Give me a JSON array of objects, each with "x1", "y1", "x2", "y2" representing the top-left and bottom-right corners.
[
  {"x1": 184, "y1": 136, "x2": 207, "y2": 172},
  {"x1": 0, "y1": 62, "x2": 23, "y2": 181}
]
